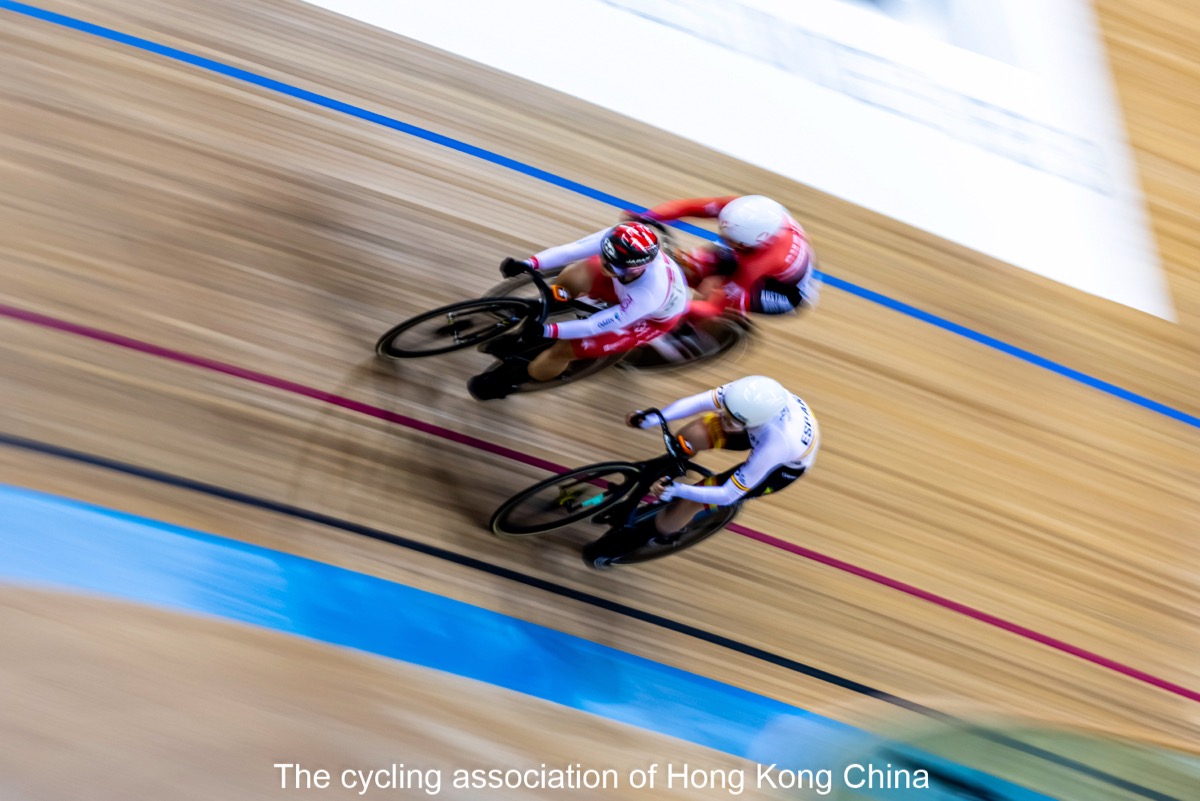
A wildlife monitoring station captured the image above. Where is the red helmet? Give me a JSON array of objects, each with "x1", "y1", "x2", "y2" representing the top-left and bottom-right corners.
[{"x1": 601, "y1": 222, "x2": 660, "y2": 275}]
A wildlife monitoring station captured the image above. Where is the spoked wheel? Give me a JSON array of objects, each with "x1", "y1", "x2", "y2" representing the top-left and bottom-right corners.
[
  {"x1": 376, "y1": 298, "x2": 531, "y2": 359},
  {"x1": 619, "y1": 316, "x2": 751, "y2": 371},
  {"x1": 490, "y1": 462, "x2": 642, "y2": 537}
]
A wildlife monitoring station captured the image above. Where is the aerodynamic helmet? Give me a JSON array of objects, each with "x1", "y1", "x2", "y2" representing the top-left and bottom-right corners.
[
  {"x1": 720, "y1": 375, "x2": 789, "y2": 428},
  {"x1": 601, "y1": 222, "x2": 660, "y2": 275},
  {"x1": 718, "y1": 195, "x2": 787, "y2": 249}
]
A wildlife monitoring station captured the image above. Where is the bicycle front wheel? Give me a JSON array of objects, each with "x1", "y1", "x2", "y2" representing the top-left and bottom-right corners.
[
  {"x1": 376, "y1": 298, "x2": 531, "y2": 359},
  {"x1": 490, "y1": 462, "x2": 642, "y2": 537}
]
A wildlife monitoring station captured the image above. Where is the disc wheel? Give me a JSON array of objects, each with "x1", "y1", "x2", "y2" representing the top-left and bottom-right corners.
[
  {"x1": 376, "y1": 298, "x2": 531, "y2": 359},
  {"x1": 619, "y1": 316, "x2": 751, "y2": 371},
  {"x1": 510, "y1": 352, "x2": 628, "y2": 393},
  {"x1": 490, "y1": 462, "x2": 642, "y2": 537},
  {"x1": 608, "y1": 503, "x2": 740, "y2": 565}
]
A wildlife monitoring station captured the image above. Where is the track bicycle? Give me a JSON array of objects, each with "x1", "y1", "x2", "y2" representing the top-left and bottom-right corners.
[
  {"x1": 374, "y1": 264, "x2": 623, "y2": 393},
  {"x1": 483, "y1": 218, "x2": 752, "y2": 372},
  {"x1": 489, "y1": 409, "x2": 741, "y2": 568}
]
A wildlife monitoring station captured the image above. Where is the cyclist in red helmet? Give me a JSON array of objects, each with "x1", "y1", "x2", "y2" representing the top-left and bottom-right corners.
[
  {"x1": 632, "y1": 195, "x2": 820, "y2": 319},
  {"x1": 469, "y1": 222, "x2": 689, "y2": 400}
]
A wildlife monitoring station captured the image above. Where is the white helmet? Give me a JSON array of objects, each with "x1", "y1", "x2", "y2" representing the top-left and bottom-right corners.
[
  {"x1": 720, "y1": 375, "x2": 789, "y2": 428},
  {"x1": 718, "y1": 195, "x2": 787, "y2": 249}
]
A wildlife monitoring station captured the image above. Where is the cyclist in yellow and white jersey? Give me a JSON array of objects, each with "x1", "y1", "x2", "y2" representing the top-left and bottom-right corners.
[{"x1": 627, "y1": 375, "x2": 819, "y2": 538}]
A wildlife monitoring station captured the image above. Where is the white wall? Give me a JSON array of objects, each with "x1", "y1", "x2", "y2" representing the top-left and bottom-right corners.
[{"x1": 305, "y1": 0, "x2": 1174, "y2": 319}]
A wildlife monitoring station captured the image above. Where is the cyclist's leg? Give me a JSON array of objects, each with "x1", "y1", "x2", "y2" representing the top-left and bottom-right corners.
[
  {"x1": 655, "y1": 460, "x2": 804, "y2": 536},
  {"x1": 554, "y1": 256, "x2": 603, "y2": 299},
  {"x1": 653, "y1": 498, "x2": 706, "y2": 536},
  {"x1": 527, "y1": 339, "x2": 577, "y2": 382},
  {"x1": 524, "y1": 258, "x2": 618, "y2": 382},
  {"x1": 529, "y1": 312, "x2": 681, "y2": 382},
  {"x1": 653, "y1": 416, "x2": 750, "y2": 534}
]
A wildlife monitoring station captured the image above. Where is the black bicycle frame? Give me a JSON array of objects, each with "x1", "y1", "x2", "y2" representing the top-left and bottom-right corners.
[
  {"x1": 518, "y1": 264, "x2": 600, "y2": 326},
  {"x1": 590, "y1": 409, "x2": 708, "y2": 533}
]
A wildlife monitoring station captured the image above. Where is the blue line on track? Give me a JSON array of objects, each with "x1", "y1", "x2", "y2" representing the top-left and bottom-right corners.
[{"x1": 1, "y1": 0, "x2": 1196, "y2": 430}]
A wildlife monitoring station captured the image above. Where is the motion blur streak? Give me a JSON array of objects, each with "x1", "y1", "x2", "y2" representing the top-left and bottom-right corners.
[
  {"x1": 0, "y1": 0, "x2": 1195, "y2": 430},
  {"x1": 0, "y1": 465, "x2": 1178, "y2": 801},
  {"x1": 2, "y1": 299, "x2": 1197, "y2": 706}
]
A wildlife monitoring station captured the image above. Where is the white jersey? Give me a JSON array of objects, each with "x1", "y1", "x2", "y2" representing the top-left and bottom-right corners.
[
  {"x1": 530, "y1": 229, "x2": 689, "y2": 339},
  {"x1": 647, "y1": 389, "x2": 819, "y2": 506}
]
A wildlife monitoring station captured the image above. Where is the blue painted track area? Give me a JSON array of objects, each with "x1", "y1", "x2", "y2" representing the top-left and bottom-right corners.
[{"x1": 0, "y1": 483, "x2": 1055, "y2": 800}]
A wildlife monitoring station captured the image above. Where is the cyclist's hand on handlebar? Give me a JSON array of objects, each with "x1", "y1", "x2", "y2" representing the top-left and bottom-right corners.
[
  {"x1": 650, "y1": 477, "x2": 677, "y2": 501},
  {"x1": 500, "y1": 257, "x2": 532, "y2": 278},
  {"x1": 620, "y1": 209, "x2": 658, "y2": 223},
  {"x1": 626, "y1": 409, "x2": 660, "y2": 429}
]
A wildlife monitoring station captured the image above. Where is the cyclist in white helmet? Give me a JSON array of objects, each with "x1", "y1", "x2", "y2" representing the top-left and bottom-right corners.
[
  {"x1": 630, "y1": 194, "x2": 820, "y2": 319},
  {"x1": 626, "y1": 375, "x2": 820, "y2": 539}
]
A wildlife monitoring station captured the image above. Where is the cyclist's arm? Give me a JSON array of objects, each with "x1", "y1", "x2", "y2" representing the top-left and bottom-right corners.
[
  {"x1": 641, "y1": 196, "x2": 737, "y2": 222},
  {"x1": 643, "y1": 389, "x2": 720, "y2": 426},
  {"x1": 545, "y1": 302, "x2": 633, "y2": 339},
  {"x1": 669, "y1": 447, "x2": 776, "y2": 505},
  {"x1": 546, "y1": 275, "x2": 663, "y2": 339},
  {"x1": 528, "y1": 229, "x2": 606, "y2": 271},
  {"x1": 634, "y1": 389, "x2": 718, "y2": 429}
]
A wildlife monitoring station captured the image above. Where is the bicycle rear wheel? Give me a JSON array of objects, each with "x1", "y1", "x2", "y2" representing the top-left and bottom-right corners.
[
  {"x1": 619, "y1": 316, "x2": 750, "y2": 371},
  {"x1": 490, "y1": 462, "x2": 642, "y2": 537},
  {"x1": 376, "y1": 298, "x2": 531, "y2": 359},
  {"x1": 583, "y1": 503, "x2": 741, "y2": 568},
  {"x1": 510, "y1": 352, "x2": 628, "y2": 393},
  {"x1": 612, "y1": 503, "x2": 740, "y2": 564}
]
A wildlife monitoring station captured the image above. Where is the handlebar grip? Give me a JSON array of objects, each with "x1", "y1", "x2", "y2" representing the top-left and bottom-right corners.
[{"x1": 628, "y1": 408, "x2": 664, "y2": 430}]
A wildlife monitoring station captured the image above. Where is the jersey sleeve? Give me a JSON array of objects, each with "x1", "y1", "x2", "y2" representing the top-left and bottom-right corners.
[
  {"x1": 643, "y1": 196, "x2": 738, "y2": 223},
  {"x1": 529, "y1": 229, "x2": 607, "y2": 271},
  {"x1": 668, "y1": 477, "x2": 744, "y2": 506},
  {"x1": 669, "y1": 447, "x2": 774, "y2": 505},
  {"x1": 545, "y1": 303, "x2": 629, "y2": 339},
  {"x1": 645, "y1": 389, "x2": 720, "y2": 425},
  {"x1": 547, "y1": 271, "x2": 665, "y2": 339}
]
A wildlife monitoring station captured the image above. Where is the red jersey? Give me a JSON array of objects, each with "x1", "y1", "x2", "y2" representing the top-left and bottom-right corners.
[{"x1": 643, "y1": 196, "x2": 814, "y2": 317}]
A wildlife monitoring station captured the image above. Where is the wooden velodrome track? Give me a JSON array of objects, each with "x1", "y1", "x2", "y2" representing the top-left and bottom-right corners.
[{"x1": 1, "y1": 0, "x2": 1198, "y2": 798}]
